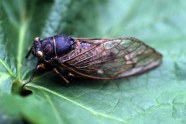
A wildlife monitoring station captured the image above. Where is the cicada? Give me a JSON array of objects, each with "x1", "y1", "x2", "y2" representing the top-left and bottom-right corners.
[{"x1": 25, "y1": 34, "x2": 162, "y2": 84}]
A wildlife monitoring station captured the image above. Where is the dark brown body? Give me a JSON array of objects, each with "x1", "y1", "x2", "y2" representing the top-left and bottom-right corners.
[{"x1": 26, "y1": 35, "x2": 162, "y2": 84}]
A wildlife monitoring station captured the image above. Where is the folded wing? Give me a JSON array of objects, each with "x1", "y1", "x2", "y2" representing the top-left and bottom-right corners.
[{"x1": 58, "y1": 37, "x2": 162, "y2": 79}]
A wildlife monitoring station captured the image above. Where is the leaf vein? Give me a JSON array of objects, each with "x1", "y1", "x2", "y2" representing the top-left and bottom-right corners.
[
  {"x1": 31, "y1": 84, "x2": 127, "y2": 123},
  {"x1": 41, "y1": 90, "x2": 64, "y2": 124},
  {"x1": 0, "y1": 59, "x2": 15, "y2": 77}
]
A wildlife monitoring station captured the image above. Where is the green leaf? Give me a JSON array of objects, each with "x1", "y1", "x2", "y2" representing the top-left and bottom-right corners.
[{"x1": 1, "y1": 0, "x2": 186, "y2": 124}]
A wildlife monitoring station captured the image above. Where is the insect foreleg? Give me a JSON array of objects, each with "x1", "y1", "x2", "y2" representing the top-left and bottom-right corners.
[
  {"x1": 22, "y1": 62, "x2": 44, "y2": 88},
  {"x1": 53, "y1": 68, "x2": 69, "y2": 83},
  {"x1": 37, "y1": 63, "x2": 46, "y2": 70},
  {"x1": 22, "y1": 66, "x2": 38, "y2": 88},
  {"x1": 25, "y1": 47, "x2": 32, "y2": 58}
]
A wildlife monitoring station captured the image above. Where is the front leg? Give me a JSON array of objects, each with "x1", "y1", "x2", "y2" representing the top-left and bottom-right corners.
[{"x1": 22, "y1": 63, "x2": 46, "y2": 88}]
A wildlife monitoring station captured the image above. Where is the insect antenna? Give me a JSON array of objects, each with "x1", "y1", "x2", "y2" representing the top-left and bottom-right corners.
[{"x1": 25, "y1": 47, "x2": 32, "y2": 58}]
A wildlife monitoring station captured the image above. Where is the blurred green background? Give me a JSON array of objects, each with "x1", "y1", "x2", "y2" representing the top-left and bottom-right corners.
[{"x1": 0, "y1": 0, "x2": 186, "y2": 124}]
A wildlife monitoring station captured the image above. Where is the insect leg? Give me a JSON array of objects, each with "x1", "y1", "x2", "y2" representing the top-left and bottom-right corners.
[
  {"x1": 25, "y1": 47, "x2": 32, "y2": 58},
  {"x1": 22, "y1": 63, "x2": 44, "y2": 88},
  {"x1": 22, "y1": 67, "x2": 37, "y2": 88},
  {"x1": 53, "y1": 68, "x2": 69, "y2": 83},
  {"x1": 29, "y1": 68, "x2": 37, "y2": 82},
  {"x1": 37, "y1": 63, "x2": 46, "y2": 70}
]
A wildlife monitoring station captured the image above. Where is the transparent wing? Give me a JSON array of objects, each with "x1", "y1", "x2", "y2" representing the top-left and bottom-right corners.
[{"x1": 58, "y1": 37, "x2": 162, "y2": 79}]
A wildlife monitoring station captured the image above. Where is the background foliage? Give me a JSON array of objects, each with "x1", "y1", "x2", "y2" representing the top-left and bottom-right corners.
[{"x1": 0, "y1": 0, "x2": 186, "y2": 124}]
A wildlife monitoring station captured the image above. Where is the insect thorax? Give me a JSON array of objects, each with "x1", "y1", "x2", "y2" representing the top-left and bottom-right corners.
[{"x1": 41, "y1": 35, "x2": 76, "y2": 60}]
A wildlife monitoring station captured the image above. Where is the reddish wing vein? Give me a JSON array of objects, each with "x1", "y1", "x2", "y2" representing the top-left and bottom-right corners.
[{"x1": 58, "y1": 37, "x2": 162, "y2": 79}]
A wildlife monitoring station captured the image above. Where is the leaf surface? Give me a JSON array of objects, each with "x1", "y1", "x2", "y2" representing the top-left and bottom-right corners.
[{"x1": 0, "y1": 0, "x2": 186, "y2": 124}]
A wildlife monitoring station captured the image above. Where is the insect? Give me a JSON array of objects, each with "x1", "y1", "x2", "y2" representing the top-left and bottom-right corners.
[{"x1": 25, "y1": 34, "x2": 162, "y2": 85}]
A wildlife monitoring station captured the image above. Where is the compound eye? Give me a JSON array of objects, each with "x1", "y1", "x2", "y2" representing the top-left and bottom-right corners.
[
  {"x1": 34, "y1": 37, "x2": 40, "y2": 42},
  {"x1": 36, "y1": 51, "x2": 43, "y2": 58}
]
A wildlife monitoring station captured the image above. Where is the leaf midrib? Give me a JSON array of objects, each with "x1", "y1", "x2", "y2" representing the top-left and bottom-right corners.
[{"x1": 16, "y1": 21, "x2": 28, "y2": 78}]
